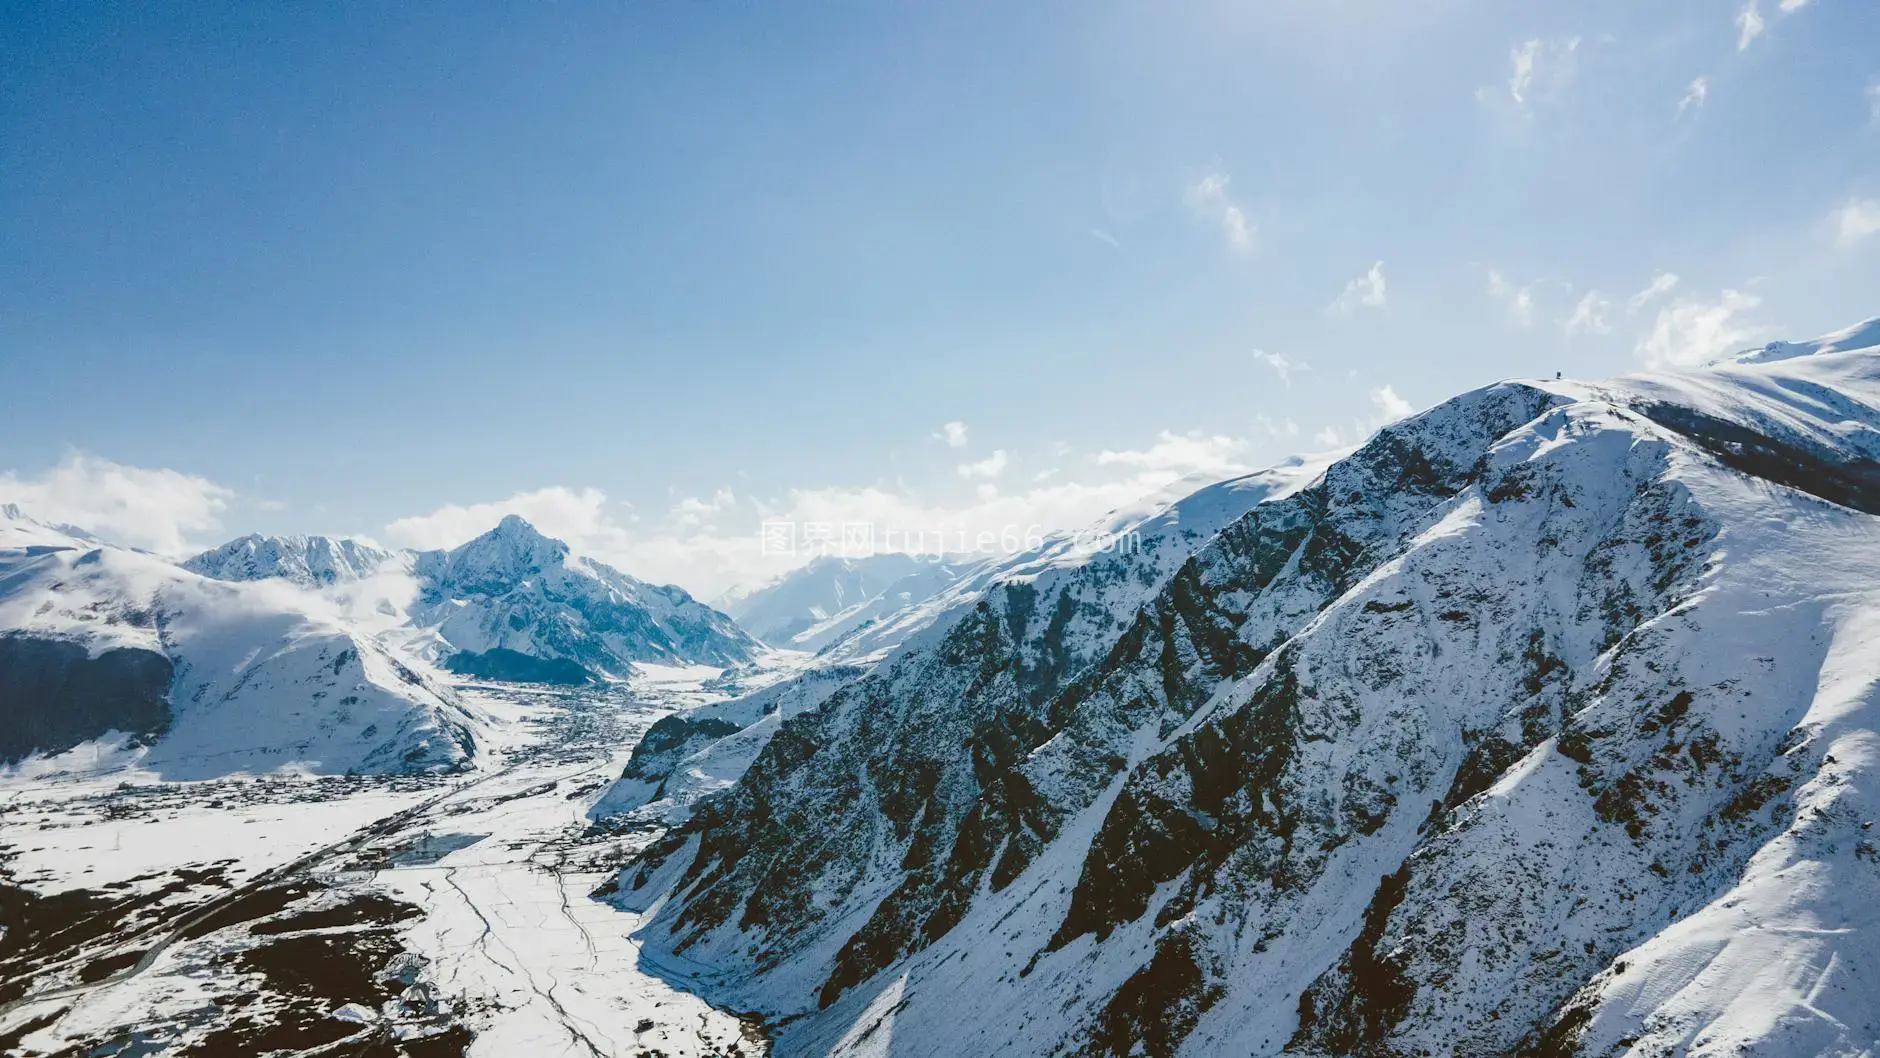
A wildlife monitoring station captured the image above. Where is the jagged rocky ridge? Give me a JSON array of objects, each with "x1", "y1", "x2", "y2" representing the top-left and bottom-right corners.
[
  {"x1": 612, "y1": 327, "x2": 1880, "y2": 1057},
  {"x1": 182, "y1": 533, "x2": 398, "y2": 587},
  {"x1": 590, "y1": 457, "x2": 1331, "y2": 829}
]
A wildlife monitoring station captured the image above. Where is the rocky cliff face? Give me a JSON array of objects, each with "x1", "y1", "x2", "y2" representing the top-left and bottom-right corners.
[
  {"x1": 0, "y1": 636, "x2": 173, "y2": 764},
  {"x1": 590, "y1": 455, "x2": 1330, "y2": 832},
  {"x1": 609, "y1": 331, "x2": 1880, "y2": 1057}
]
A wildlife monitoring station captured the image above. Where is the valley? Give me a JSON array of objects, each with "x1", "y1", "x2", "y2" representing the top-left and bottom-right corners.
[
  {"x1": 1, "y1": 673, "x2": 769, "y2": 1058},
  {"x1": 7, "y1": 322, "x2": 1880, "y2": 1056}
]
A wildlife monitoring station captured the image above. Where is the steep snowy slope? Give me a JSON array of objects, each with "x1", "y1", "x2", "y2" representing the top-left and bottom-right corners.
[
  {"x1": 0, "y1": 511, "x2": 474, "y2": 777},
  {"x1": 787, "y1": 558, "x2": 982, "y2": 656},
  {"x1": 590, "y1": 663, "x2": 865, "y2": 822},
  {"x1": 725, "y1": 553, "x2": 961, "y2": 650},
  {"x1": 183, "y1": 533, "x2": 400, "y2": 586},
  {"x1": 591, "y1": 457, "x2": 1332, "y2": 829},
  {"x1": 611, "y1": 324, "x2": 1880, "y2": 1058},
  {"x1": 410, "y1": 515, "x2": 757, "y2": 679}
]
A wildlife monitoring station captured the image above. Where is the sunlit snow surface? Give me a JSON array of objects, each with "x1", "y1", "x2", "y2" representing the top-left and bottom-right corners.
[
  {"x1": 596, "y1": 325, "x2": 1880, "y2": 1057},
  {"x1": 0, "y1": 669, "x2": 770, "y2": 1057}
]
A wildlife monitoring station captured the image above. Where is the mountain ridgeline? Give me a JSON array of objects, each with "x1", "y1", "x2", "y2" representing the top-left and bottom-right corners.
[
  {"x1": 609, "y1": 323, "x2": 1880, "y2": 1057},
  {"x1": 0, "y1": 510, "x2": 476, "y2": 776},
  {"x1": 183, "y1": 514, "x2": 757, "y2": 683},
  {"x1": 0, "y1": 512, "x2": 753, "y2": 776}
]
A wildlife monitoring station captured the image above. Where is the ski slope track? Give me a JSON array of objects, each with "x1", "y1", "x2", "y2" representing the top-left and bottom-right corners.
[{"x1": 613, "y1": 320, "x2": 1880, "y2": 1057}]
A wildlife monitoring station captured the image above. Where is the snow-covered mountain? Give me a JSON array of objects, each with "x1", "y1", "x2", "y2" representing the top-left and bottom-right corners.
[
  {"x1": 0, "y1": 509, "x2": 475, "y2": 777},
  {"x1": 724, "y1": 553, "x2": 973, "y2": 651},
  {"x1": 182, "y1": 516, "x2": 760, "y2": 683},
  {"x1": 183, "y1": 532, "x2": 399, "y2": 587},
  {"x1": 589, "y1": 456, "x2": 1334, "y2": 830},
  {"x1": 410, "y1": 515, "x2": 757, "y2": 680},
  {"x1": 609, "y1": 321, "x2": 1880, "y2": 1057}
]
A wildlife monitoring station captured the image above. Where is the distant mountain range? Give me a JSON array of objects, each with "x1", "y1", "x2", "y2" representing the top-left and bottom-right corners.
[
  {"x1": 0, "y1": 509, "x2": 474, "y2": 777},
  {"x1": 183, "y1": 513, "x2": 757, "y2": 681},
  {"x1": 720, "y1": 553, "x2": 979, "y2": 653},
  {"x1": 183, "y1": 532, "x2": 396, "y2": 587},
  {"x1": 0, "y1": 510, "x2": 756, "y2": 777}
]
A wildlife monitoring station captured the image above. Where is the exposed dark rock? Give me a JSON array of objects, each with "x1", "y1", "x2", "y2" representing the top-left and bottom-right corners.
[
  {"x1": 440, "y1": 647, "x2": 595, "y2": 685},
  {"x1": 0, "y1": 634, "x2": 173, "y2": 763}
]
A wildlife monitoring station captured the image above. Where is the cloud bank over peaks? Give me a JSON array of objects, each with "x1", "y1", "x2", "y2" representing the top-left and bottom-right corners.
[
  {"x1": 0, "y1": 452, "x2": 233, "y2": 554},
  {"x1": 1635, "y1": 287, "x2": 1769, "y2": 367},
  {"x1": 380, "y1": 426, "x2": 1298, "y2": 596}
]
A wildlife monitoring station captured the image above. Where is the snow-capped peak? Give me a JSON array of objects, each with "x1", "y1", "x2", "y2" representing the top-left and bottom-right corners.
[
  {"x1": 1729, "y1": 314, "x2": 1880, "y2": 364},
  {"x1": 0, "y1": 502, "x2": 106, "y2": 549},
  {"x1": 417, "y1": 515, "x2": 571, "y2": 598}
]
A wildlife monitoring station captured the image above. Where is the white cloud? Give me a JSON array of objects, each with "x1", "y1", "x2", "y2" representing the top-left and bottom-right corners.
[
  {"x1": 1487, "y1": 269, "x2": 1536, "y2": 327},
  {"x1": 1370, "y1": 385, "x2": 1415, "y2": 422},
  {"x1": 1635, "y1": 288, "x2": 1768, "y2": 367},
  {"x1": 1255, "y1": 414, "x2": 1301, "y2": 439},
  {"x1": 1187, "y1": 171, "x2": 1254, "y2": 252},
  {"x1": 1088, "y1": 228, "x2": 1122, "y2": 250},
  {"x1": 386, "y1": 484, "x2": 756, "y2": 597},
  {"x1": 1509, "y1": 39, "x2": 1542, "y2": 103},
  {"x1": 1628, "y1": 272, "x2": 1681, "y2": 310},
  {"x1": 1832, "y1": 198, "x2": 1880, "y2": 244},
  {"x1": 1737, "y1": 1, "x2": 1765, "y2": 51},
  {"x1": 384, "y1": 486, "x2": 625, "y2": 553},
  {"x1": 0, "y1": 452, "x2": 234, "y2": 555},
  {"x1": 671, "y1": 487, "x2": 736, "y2": 527},
  {"x1": 935, "y1": 421, "x2": 969, "y2": 448},
  {"x1": 739, "y1": 431, "x2": 1259, "y2": 582},
  {"x1": 1096, "y1": 431, "x2": 1248, "y2": 476},
  {"x1": 1563, "y1": 290, "x2": 1612, "y2": 336},
  {"x1": 957, "y1": 450, "x2": 1010, "y2": 480},
  {"x1": 1313, "y1": 426, "x2": 1343, "y2": 447},
  {"x1": 1495, "y1": 36, "x2": 1580, "y2": 112},
  {"x1": 1329, "y1": 260, "x2": 1388, "y2": 314},
  {"x1": 1254, "y1": 350, "x2": 1308, "y2": 386},
  {"x1": 1778, "y1": 0, "x2": 1810, "y2": 11},
  {"x1": 1678, "y1": 77, "x2": 1709, "y2": 115}
]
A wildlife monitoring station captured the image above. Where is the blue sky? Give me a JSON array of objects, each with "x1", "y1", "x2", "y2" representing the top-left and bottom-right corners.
[{"x1": 4, "y1": 0, "x2": 1878, "y2": 594}]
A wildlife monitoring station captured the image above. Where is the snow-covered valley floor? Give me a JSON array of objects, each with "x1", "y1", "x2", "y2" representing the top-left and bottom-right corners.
[{"x1": 0, "y1": 676, "x2": 767, "y2": 1058}]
